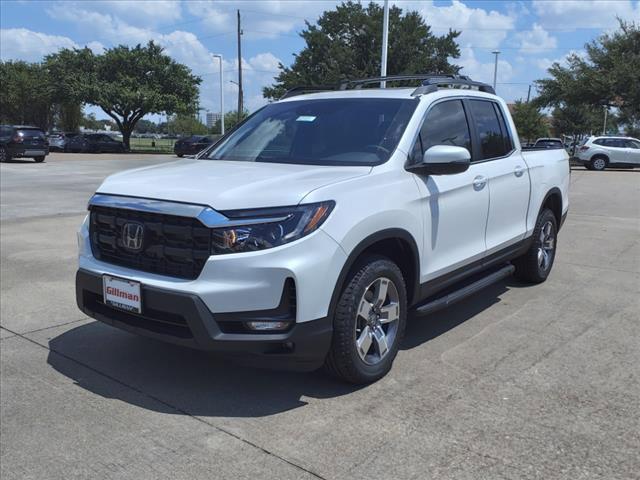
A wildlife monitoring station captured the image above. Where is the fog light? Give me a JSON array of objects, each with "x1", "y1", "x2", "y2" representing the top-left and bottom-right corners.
[{"x1": 245, "y1": 321, "x2": 291, "y2": 331}]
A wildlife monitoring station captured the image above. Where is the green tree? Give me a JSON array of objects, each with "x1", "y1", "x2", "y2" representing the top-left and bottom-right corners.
[
  {"x1": 535, "y1": 20, "x2": 640, "y2": 133},
  {"x1": 46, "y1": 41, "x2": 201, "y2": 148},
  {"x1": 550, "y1": 104, "x2": 604, "y2": 137},
  {"x1": 57, "y1": 102, "x2": 82, "y2": 132},
  {"x1": 213, "y1": 110, "x2": 249, "y2": 133},
  {"x1": 511, "y1": 100, "x2": 549, "y2": 143},
  {"x1": 0, "y1": 61, "x2": 54, "y2": 130},
  {"x1": 134, "y1": 119, "x2": 158, "y2": 134},
  {"x1": 168, "y1": 114, "x2": 207, "y2": 136},
  {"x1": 263, "y1": 1, "x2": 460, "y2": 99}
]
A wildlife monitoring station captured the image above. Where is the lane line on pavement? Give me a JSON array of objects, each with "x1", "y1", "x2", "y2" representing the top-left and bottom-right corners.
[
  {"x1": 0, "y1": 325, "x2": 327, "y2": 480},
  {"x1": 0, "y1": 317, "x2": 90, "y2": 339}
]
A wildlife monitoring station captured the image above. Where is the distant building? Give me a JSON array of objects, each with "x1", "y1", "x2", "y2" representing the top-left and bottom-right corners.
[{"x1": 206, "y1": 112, "x2": 221, "y2": 128}]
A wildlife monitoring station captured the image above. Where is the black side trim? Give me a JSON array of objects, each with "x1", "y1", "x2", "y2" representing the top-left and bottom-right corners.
[{"x1": 416, "y1": 237, "x2": 532, "y2": 304}]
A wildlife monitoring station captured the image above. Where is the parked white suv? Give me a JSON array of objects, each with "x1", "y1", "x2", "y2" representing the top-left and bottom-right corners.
[
  {"x1": 76, "y1": 75, "x2": 570, "y2": 383},
  {"x1": 577, "y1": 136, "x2": 640, "y2": 170}
]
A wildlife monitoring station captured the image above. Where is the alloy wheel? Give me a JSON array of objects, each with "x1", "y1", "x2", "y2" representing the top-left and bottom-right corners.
[
  {"x1": 593, "y1": 158, "x2": 606, "y2": 170},
  {"x1": 355, "y1": 277, "x2": 400, "y2": 365},
  {"x1": 537, "y1": 220, "x2": 555, "y2": 272}
]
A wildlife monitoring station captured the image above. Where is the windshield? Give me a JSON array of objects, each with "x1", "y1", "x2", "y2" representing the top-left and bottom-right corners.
[{"x1": 202, "y1": 98, "x2": 418, "y2": 166}]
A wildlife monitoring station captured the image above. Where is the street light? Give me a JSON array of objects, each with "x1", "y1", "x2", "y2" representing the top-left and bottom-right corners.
[
  {"x1": 492, "y1": 50, "x2": 500, "y2": 91},
  {"x1": 212, "y1": 54, "x2": 224, "y2": 135},
  {"x1": 380, "y1": 0, "x2": 389, "y2": 88}
]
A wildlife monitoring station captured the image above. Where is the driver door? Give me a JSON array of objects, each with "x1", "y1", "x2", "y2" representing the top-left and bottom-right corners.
[{"x1": 409, "y1": 99, "x2": 490, "y2": 283}]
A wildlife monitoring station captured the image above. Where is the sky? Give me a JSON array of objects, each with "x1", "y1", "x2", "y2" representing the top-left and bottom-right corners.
[{"x1": 1, "y1": 0, "x2": 639, "y2": 122}]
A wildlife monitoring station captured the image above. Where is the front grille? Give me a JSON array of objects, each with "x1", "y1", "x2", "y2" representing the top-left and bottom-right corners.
[{"x1": 89, "y1": 206, "x2": 211, "y2": 280}]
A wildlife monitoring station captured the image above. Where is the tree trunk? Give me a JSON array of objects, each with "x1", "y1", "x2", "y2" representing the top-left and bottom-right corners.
[{"x1": 121, "y1": 125, "x2": 132, "y2": 151}]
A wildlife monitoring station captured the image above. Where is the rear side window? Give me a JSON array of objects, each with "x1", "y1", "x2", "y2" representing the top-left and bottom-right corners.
[
  {"x1": 469, "y1": 100, "x2": 511, "y2": 159},
  {"x1": 1, "y1": 126, "x2": 14, "y2": 136},
  {"x1": 413, "y1": 100, "x2": 472, "y2": 162}
]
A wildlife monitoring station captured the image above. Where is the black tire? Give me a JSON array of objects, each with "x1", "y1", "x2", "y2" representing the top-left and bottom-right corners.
[
  {"x1": 0, "y1": 146, "x2": 8, "y2": 162},
  {"x1": 590, "y1": 155, "x2": 607, "y2": 171},
  {"x1": 324, "y1": 255, "x2": 407, "y2": 384},
  {"x1": 513, "y1": 208, "x2": 558, "y2": 283},
  {"x1": 34, "y1": 156, "x2": 45, "y2": 163},
  {"x1": 177, "y1": 153, "x2": 184, "y2": 158}
]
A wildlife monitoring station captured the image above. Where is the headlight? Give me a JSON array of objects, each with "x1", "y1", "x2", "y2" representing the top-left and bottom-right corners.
[{"x1": 212, "y1": 201, "x2": 335, "y2": 254}]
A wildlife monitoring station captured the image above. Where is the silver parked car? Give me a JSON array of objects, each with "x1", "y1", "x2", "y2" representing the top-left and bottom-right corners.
[{"x1": 577, "y1": 136, "x2": 640, "y2": 170}]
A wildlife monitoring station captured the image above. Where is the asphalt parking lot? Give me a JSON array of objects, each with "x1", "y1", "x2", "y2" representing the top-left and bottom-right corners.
[{"x1": 1, "y1": 153, "x2": 639, "y2": 479}]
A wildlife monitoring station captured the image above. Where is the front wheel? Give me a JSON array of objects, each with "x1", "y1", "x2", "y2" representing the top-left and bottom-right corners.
[
  {"x1": 513, "y1": 208, "x2": 558, "y2": 283},
  {"x1": 34, "y1": 156, "x2": 45, "y2": 163},
  {"x1": 324, "y1": 255, "x2": 407, "y2": 384},
  {"x1": 0, "y1": 147, "x2": 8, "y2": 162}
]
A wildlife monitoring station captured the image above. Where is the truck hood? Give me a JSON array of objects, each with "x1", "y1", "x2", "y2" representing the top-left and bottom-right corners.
[{"x1": 97, "y1": 159, "x2": 371, "y2": 210}]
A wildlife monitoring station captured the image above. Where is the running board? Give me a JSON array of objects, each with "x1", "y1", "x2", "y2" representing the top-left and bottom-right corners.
[{"x1": 414, "y1": 264, "x2": 515, "y2": 316}]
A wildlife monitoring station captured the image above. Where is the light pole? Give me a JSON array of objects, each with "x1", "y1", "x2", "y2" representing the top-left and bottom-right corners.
[
  {"x1": 492, "y1": 50, "x2": 500, "y2": 91},
  {"x1": 380, "y1": 0, "x2": 389, "y2": 88},
  {"x1": 212, "y1": 54, "x2": 224, "y2": 135}
]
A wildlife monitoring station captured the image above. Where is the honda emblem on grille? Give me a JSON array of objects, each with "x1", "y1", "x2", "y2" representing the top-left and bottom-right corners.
[{"x1": 122, "y1": 222, "x2": 144, "y2": 251}]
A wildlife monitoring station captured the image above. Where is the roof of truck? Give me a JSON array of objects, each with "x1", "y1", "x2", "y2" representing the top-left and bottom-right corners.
[{"x1": 278, "y1": 86, "x2": 500, "y2": 103}]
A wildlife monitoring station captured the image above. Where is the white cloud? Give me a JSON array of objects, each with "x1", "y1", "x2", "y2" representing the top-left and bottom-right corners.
[
  {"x1": 411, "y1": 0, "x2": 516, "y2": 49},
  {"x1": 94, "y1": 0, "x2": 182, "y2": 25},
  {"x1": 0, "y1": 28, "x2": 77, "y2": 61},
  {"x1": 514, "y1": 23, "x2": 557, "y2": 54},
  {"x1": 458, "y1": 47, "x2": 514, "y2": 86},
  {"x1": 185, "y1": 0, "x2": 334, "y2": 39},
  {"x1": 534, "y1": 50, "x2": 586, "y2": 72},
  {"x1": 532, "y1": 0, "x2": 640, "y2": 29}
]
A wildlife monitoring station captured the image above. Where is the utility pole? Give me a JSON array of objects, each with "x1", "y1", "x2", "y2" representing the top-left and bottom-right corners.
[
  {"x1": 380, "y1": 0, "x2": 389, "y2": 88},
  {"x1": 526, "y1": 84, "x2": 532, "y2": 103},
  {"x1": 212, "y1": 54, "x2": 224, "y2": 135},
  {"x1": 237, "y1": 9, "x2": 243, "y2": 123},
  {"x1": 492, "y1": 50, "x2": 500, "y2": 91},
  {"x1": 602, "y1": 106, "x2": 608, "y2": 135}
]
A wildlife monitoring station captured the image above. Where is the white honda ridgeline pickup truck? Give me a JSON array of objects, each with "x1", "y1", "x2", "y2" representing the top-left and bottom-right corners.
[{"x1": 76, "y1": 75, "x2": 569, "y2": 384}]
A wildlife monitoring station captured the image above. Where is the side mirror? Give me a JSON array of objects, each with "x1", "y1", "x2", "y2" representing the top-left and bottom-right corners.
[{"x1": 407, "y1": 145, "x2": 471, "y2": 175}]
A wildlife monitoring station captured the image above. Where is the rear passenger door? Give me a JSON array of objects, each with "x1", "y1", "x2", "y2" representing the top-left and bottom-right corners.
[
  {"x1": 409, "y1": 99, "x2": 490, "y2": 281},
  {"x1": 467, "y1": 99, "x2": 531, "y2": 254}
]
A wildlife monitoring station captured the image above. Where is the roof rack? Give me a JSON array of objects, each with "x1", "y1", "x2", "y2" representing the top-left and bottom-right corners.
[
  {"x1": 279, "y1": 74, "x2": 495, "y2": 99},
  {"x1": 413, "y1": 75, "x2": 495, "y2": 95},
  {"x1": 280, "y1": 85, "x2": 341, "y2": 99}
]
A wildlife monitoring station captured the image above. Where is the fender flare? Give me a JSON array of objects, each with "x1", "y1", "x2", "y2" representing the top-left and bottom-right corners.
[
  {"x1": 327, "y1": 228, "x2": 420, "y2": 320},
  {"x1": 539, "y1": 187, "x2": 563, "y2": 226}
]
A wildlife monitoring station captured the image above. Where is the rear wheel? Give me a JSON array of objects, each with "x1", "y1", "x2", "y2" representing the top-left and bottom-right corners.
[
  {"x1": 34, "y1": 156, "x2": 45, "y2": 163},
  {"x1": 0, "y1": 147, "x2": 8, "y2": 162},
  {"x1": 513, "y1": 208, "x2": 557, "y2": 283},
  {"x1": 324, "y1": 255, "x2": 407, "y2": 384},
  {"x1": 590, "y1": 156, "x2": 607, "y2": 171}
]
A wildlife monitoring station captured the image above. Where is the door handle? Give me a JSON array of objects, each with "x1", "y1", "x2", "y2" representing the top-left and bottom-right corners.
[
  {"x1": 514, "y1": 166, "x2": 525, "y2": 177},
  {"x1": 473, "y1": 175, "x2": 487, "y2": 191}
]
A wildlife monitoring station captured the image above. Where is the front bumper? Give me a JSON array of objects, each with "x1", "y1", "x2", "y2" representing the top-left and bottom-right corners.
[{"x1": 76, "y1": 269, "x2": 332, "y2": 371}]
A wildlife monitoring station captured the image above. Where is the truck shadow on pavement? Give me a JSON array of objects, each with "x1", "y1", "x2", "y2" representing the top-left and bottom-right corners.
[{"x1": 47, "y1": 279, "x2": 513, "y2": 418}]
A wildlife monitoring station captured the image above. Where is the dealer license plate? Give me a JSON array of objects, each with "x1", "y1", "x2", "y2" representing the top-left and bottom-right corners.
[{"x1": 103, "y1": 275, "x2": 142, "y2": 314}]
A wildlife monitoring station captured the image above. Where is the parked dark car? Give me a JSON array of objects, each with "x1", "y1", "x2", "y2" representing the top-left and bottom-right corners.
[
  {"x1": 0, "y1": 125, "x2": 49, "y2": 162},
  {"x1": 173, "y1": 135, "x2": 214, "y2": 157},
  {"x1": 65, "y1": 133, "x2": 127, "y2": 153},
  {"x1": 47, "y1": 132, "x2": 79, "y2": 152}
]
